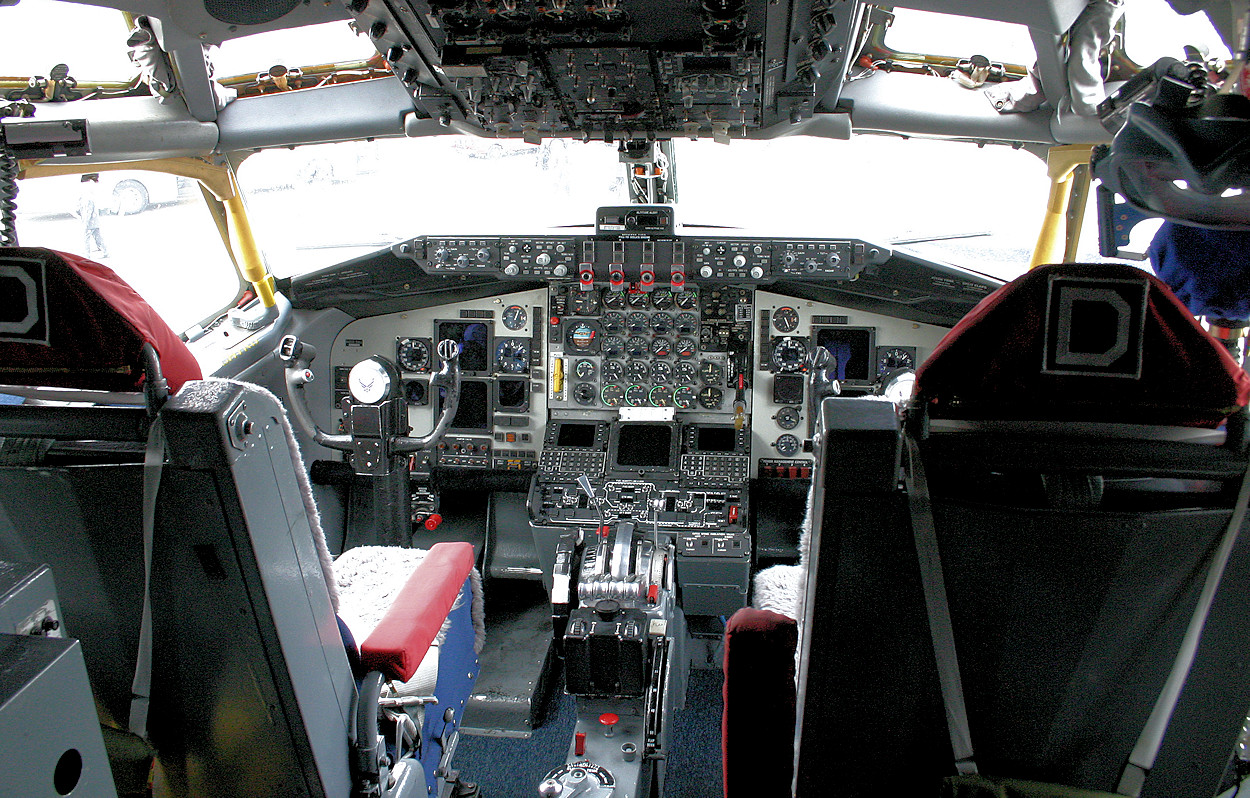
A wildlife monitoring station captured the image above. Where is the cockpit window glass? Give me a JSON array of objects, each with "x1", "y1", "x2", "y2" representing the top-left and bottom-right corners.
[
  {"x1": 0, "y1": 0, "x2": 136, "y2": 80},
  {"x1": 882, "y1": 8, "x2": 1035, "y2": 64},
  {"x1": 1123, "y1": 0, "x2": 1231, "y2": 67},
  {"x1": 210, "y1": 21, "x2": 378, "y2": 79},
  {"x1": 236, "y1": 137, "x2": 627, "y2": 278},
  {"x1": 14, "y1": 171, "x2": 242, "y2": 333}
]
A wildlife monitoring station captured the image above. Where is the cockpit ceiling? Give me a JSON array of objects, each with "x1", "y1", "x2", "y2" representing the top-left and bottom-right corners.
[{"x1": 73, "y1": 0, "x2": 1103, "y2": 144}]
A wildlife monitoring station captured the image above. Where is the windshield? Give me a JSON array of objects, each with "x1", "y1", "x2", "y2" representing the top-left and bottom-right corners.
[{"x1": 237, "y1": 133, "x2": 1094, "y2": 283}]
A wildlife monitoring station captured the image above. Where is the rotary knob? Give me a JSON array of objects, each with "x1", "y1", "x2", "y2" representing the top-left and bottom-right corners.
[
  {"x1": 750, "y1": 266, "x2": 764, "y2": 279},
  {"x1": 732, "y1": 254, "x2": 747, "y2": 268},
  {"x1": 476, "y1": 248, "x2": 490, "y2": 263},
  {"x1": 783, "y1": 252, "x2": 798, "y2": 266},
  {"x1": 455, "y1": 253, "x2": 470, "y2": 268},
  {"x1": 503, "y1": 263, "x2": 519, "y2": 276},
  {"x1": 699, "y1": 265, "x2": 713, "y2": 278},
  {"x1": 827, "y1": 252, "x2": 841, "y2": 266},
  {"x1": 552, "y1": 264, "x2": 568, "y2": 277},
  {"x1": 536, "y1": 252, "x2": 552, "y2": 266}
]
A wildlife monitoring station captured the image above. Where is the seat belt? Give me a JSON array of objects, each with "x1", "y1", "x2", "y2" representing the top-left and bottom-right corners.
[
  {"x1": 1116, "y1": 454, "x2": 1250, "y2": 797},
  {"x1": 128, "y1": 414, "x2": 165, "y2": 738},
  {"x1": 904, "y1": 433, "x2": 978, "y2": 776}
]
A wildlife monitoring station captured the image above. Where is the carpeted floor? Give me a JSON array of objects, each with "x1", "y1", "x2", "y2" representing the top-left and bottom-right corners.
[{"x1": 456, "y1": 666, "x2": 724, "y2": 797}]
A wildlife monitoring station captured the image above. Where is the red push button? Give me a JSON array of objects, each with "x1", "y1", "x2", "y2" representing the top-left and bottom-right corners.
[
  {"x1": 424, "y1": 513, "x2": 442, "y2": 531},
  {"x1": 599, "y1": 712, "x2": 618, "y2": 737}
]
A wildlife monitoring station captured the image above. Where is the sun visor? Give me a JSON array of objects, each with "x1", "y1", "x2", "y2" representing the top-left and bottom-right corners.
[
  {"x1": 0, "y1": 248, "x2": 201, "y2": 393},
  {"x1": 914, "y1": 263, "x2": 1250, "y2": 426}
]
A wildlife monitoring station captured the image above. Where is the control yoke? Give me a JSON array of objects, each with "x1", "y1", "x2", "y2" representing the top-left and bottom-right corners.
[{"x1": 276, "y1": 334, "x2": 462, "y2": 455}]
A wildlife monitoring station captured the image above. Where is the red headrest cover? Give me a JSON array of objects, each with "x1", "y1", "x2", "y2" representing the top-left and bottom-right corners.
[
  {"x1": 0, "y1": 248, "x2": 201, "y2": 393},
  {"x1": 914, "y1": 263, "x2": 1250, "y2": 427}
]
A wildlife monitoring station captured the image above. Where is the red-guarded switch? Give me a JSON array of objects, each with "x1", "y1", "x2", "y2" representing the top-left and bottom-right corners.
[
  {"x1": 575, "y1": 731, "x2": 586, "y2": 756},
  {"x1": 647, "y1": 584, "x2": 659, "y2": 605},
  {"x1": 424, "y1": 513, "x2": 443, "y2": 531},
  {"x1": 728, "y1": 505, "x2": 739, "y2": 523}
]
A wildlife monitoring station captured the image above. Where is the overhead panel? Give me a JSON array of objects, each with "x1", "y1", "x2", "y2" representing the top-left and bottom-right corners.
[{"x1": 341, "y1": 0, "x2": 862, "y2": 141}]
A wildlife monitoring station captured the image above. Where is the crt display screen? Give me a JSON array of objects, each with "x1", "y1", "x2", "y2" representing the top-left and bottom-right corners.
[
  {"x1": 437, "y1": 321, "x2": 490, "y2": 372},
  {"x1": 557, "y1": 422, "x2": 598, "y2": 448},
  {"x1": 441, "y1": 379, "x2": 490, "y2": 430},
  {"x1": 815, "y1": 327, "x2": 875, "y2": 383},
  {"x1": 614, "y1": 423, "x2": 676, "y2": 469},
  {"x1": 695, "y1": 426, "x2": 737, "y2": 452}
]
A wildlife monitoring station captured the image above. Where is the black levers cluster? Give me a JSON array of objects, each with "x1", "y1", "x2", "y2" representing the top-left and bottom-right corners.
[{"x1": 278, "y1": 335, "x2": 461, "y2": 547}]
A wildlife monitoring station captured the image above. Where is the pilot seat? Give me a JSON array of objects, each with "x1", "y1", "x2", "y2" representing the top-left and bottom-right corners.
[
  {"x1": 724, "y1": 262, "x2": 1250, "y2": 798},
  {"x1": 0, "y1": 247, "x2": 482, "y2": 798}
]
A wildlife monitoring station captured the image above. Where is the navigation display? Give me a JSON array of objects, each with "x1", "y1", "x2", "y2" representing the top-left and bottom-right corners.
[
  {"x1": 815, "y1": 327, "x2": 876, "y2": 384},
  {"x1": 612, "y1": 423, "x2": 678, "y2": 470},
  {"x1": 437, "y1": 321, "x2": 491, "y2": 372}
]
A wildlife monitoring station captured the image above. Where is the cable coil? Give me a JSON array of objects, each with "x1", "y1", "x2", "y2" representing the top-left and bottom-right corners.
[{"x1": 0, "y1": 147, "x2": 18, "y2": 247}]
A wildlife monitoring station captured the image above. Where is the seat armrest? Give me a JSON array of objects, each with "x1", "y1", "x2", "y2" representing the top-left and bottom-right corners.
[{"x1": 360, "y1": 542, "x2": 476, "y2": 682}]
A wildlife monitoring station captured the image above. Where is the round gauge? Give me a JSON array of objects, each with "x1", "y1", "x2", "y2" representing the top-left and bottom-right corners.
[
  {"x1": 566, "y1": 321, "x2": 598, "y2": 352},
  {"x1": 650, "y1": 289, "x2": 674, "y2": 309},
  {"x1": 396, "y1": 338, "x2": 430, "y2": 372},
  {"x1": 674, "y1": 361, "x2": 697, "y2": 384},
  {"x1": 602, "y1": 336, "x2": 624, "y2": 358},
  {"x1": 602, "y1": 359, "x2": 625, "y2": 382},
  {"x1": 698, "y1": 360, "x2": 723, "y2": 385},
  {"x1": 602, "y1": 290, "x2": 626, "y2": 310},
  {"x1": 574, "y1": 359, "x2": 596, "y2": 380},
  {"x1": 626, "y1": 385, "x2": 650, "y2": 406},
  {"x1": 774, "y1": 433, "x2": 801, "y2": 457},
  {"x1": 348, "y1": 359, "x2": 392, "y2": 404},
  {"x1": 626, "y1": 360, "x2": 651, "y2": 382},
  {"x1": 775, "y1": 406, "x2": 801, "y2": 430},
  {"x1": 676, "y1": 289, "x2": 699, "y2": 309},
  {"x1": 626, "y1": 336, "x2": 649, "y2": 357},
  {"x1": 675, "y1": 312, "x2": 698, "y2": 335},
  {"x1": 771, "y1": 337, "x2": 808, "y2": 373},
  {"x1": 502, "y1": 305, "x2": 527, "y2": 331},
  {"x1": 650, "y1": 312, "x2": 675, "y2": 335},
  {"x1": 403, "y1": 379, "x2": 427, "y2": 405},
  {"x1": 649, "y1": 385, "x2": 673, "y2": 406},
  {"x1": 626, "y1": 312, "x2": 650, "y2": 334},
  {"x1": 571, "y1": 289, "x2": 600, "y2": 316},
  {"x1": 877, "y1": 346, "x2": 917, "y2": 374},
  {"x1": 650, "y1": 337, "x2": 672, "y2": 358},
  {"x1": 601, "y1": 384, "x2": 625, "y2": 407},
  {"x1": 573, "y1": 383, "x2": 597, "y2": 406},
  {"x1": 601, "y1": 312, "x2": 625, "y2": 334},
  {"x1": 627, "y1": 291, "x2": 649, "y2": 308},
  {"x1": 697, "y1": 386, "x2": 723, "y2": 410},
  {"x1": 772, "y1": 306, "x2": 800, "y2": 333},
  {"x1": 673, "y1": 386, "x2": 696, "y2": 409},
  {"x1": 675, "y1": 337, "x2": 697, "y2": 358},
  {"x1": 651, "y1": 361, "x2": 673, "y2": 384},
  {"x1": 495, "y1": 339, "x2": 530, "y2": 374}
]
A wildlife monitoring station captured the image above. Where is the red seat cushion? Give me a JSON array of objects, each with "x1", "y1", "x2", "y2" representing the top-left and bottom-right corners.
[
  {"x1": 359, "y1": 542, "x2": 476, "y2": 683},
  {"x1": 914, "y1": 263, "x2": 1250, "y2": 426},
  {"x1": 0, "y1": 248, "x2": 201, "y2": 393}
]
